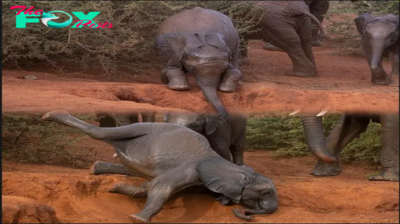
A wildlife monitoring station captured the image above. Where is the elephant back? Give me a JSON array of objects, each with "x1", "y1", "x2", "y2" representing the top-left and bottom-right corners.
[{"x1": 157, "y1": 7, "x2": 240, "y2": 55}]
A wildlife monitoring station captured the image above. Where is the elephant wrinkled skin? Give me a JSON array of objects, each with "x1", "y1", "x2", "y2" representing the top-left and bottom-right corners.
[
  {"x1": 300, "y1": 113, "x2": 399, "y2": 181},
  {"x1": 242, "y1": 1, "x2": 325, "y2": 77},
  {"x1": 41, "y1": 110, "x2": 278, "y2": 222},
  {"x1": 155, "y1": 7, "x2": 243, "y2": 135}
]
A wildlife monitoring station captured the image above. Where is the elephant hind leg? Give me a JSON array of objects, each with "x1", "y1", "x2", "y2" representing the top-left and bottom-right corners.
[
  {"x1": 108, "y1": 183, "x2": 148, "y2": 198},
  {"x1": 262, "y1": 23, "x2": 317, "y2": 77},
  {"x1": 311, "y1": 115, "x2": 370, "y2": 176},
  {"x1": 90, "y1": 161, "x2": 141, "y2": 177}
]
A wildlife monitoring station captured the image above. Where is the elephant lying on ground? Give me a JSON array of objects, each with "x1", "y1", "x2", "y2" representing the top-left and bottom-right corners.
[
  {"x1": 354, "y1": 13, "x2": 399, "y2": 85},
  {"x1": 263, "y1": 0, "x2": 330, "y2": 51},
  {"x1": 300, "y1": 113, "x2": 399, "y2": 181},
  {"x1": 41, "y1": 110, "x2": 278, "y2": 222},
  {"x1": 242, "y1": 1, "x2": 325, "y2": 77},
  {"x1": 155, "y1": 7, "x2": 243, "y2": 135},
  {"x1": 164, "y1": 112, "x2": 247, "y2": 165}
]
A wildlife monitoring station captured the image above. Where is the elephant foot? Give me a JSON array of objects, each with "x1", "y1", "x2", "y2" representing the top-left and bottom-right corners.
[
  {"x1": 130, "y1": 214, "x2": 150, "y2": 223},
  {"x1": 219, "y1": 69, "x2": 242, "y2": 92},
  {"x1": 372, "y1": 78, "x2": 392, "y2": 86},
  {"x1": 285, "y1": 70, "x2": 317, "y2": 77},
  {"x1": 311, "y1": 40, "x2": 322, "y2": 47},
  {"x1": 262, "y1": 42, "x2": 284, "y2": 52},
  {"x1": 310, "y1": 161, "x2": 342, "y2": 176},
  {"x1": 368, "y1": 167, "x2": 399, "y2": 182},
  {"x1": 89, "y1": 161, "x2": 103, "y2": 175},
  {"x1": 167, "y1": 79, "x2": 190, "y2": 91},
  {"x1": 216, "y1": 195, "x2": 232, "y2": 205}
]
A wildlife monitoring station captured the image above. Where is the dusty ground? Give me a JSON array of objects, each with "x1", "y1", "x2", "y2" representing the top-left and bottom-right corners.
[
  {"x1": 2, "y1": 150, "x2": 399, "y2": 223},
  {"x1": 2, "y1": 12, "x2": 399, "y2": 223},
  {"x1": 2, "y1": 40, "x2": 399, "y2": 115}
]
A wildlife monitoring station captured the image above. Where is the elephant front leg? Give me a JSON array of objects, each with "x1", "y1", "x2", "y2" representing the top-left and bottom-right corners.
[
  {"x1": 161, "y1": 67, "x2": 190, "y2": 91},
  {"x1": 262, "y1": 42, "x2": 284, "y2": 52},
  {"x1": 218, "y1": 67, "x2": 242, "y2": 92},
  {"x1": 108, "y1": 182, "x2": 148, "y2": 198},
  {"x1": 389, "y1": 49, "x2": 399, "y2": 77},
  {"x1": 131, "y1": 167, "x2": 198, "y2": 223},
  {"x1": 311, "y1": 115, "x2": 370, "y2": 176},
  {"x1": 90, "y1": 161, "x2": 141, "y2": 177},
  {"x1": 368, "y1": 114, "x2": 399, "y2": 181}
]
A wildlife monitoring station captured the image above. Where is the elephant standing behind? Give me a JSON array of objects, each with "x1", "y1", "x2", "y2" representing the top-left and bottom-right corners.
[
  {"x1": 164, "y1": 112, "x2": 247, "y2": 166},
  {"x1": 155, "y1": 7, "x2": 243, "y2": 135},
  {"x1": 263, "y1": 0, "x2": 330, "y2": 51},
  {"x1": 300, "y1": 113, "x2": 399, "y2": 181},
  {"x1": 243, "y1": 1, "x2": 325, "y2": 77},
  {"x1": 354, "y1": 13, "x2": 399, "y2": 85}
]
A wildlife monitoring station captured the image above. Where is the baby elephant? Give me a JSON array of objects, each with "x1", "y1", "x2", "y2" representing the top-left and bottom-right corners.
[
  {"x1": 163, "y1": 112, "x2": 247, "y2": 166},
  {"x1": 41, "y1": 110, "x2": 278, "y2": 222}
]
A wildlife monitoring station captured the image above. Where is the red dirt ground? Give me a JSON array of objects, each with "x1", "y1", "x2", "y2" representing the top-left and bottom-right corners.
[{"x1": 2, "y1": 13, "x2": 399, "y2": 223}]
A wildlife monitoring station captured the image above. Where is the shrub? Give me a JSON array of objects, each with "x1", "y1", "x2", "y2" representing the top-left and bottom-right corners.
[{"x1": 2, "y1": 1, "x2": 260, "y2": 79}]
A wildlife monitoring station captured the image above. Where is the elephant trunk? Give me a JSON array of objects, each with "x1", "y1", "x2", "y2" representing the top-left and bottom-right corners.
[
  {"x1": 195, "y1": 72, "x2": 229, "y2": 135},
  {"x1": 300, "y1": 116, "x2": 337, "y2": 163},
  {"x1": 233, "y1": 201, "x2": 278, "y2": 221},
  {"x1": 303, "y1": 11, "x2": 325, "y2": 39},
  {"x1": 370, "y1": 39, "x2": 386, "y2": 70}
]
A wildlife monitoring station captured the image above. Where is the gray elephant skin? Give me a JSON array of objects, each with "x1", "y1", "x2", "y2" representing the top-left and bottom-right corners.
[
  {"x1": 41, "y1": 110, "x2": 278, "y2": 222},
  {"x1": 354, "y1": 13, "x2": 399, "y2": 85},
  {"x1": 241, "y1": 1, "x2": 325, "y2": 77},
  {"x1": 300, "y1": 113, "x2": 399, "y2": 181},
  {"x1": 155, "y1": 7, "x2": 243, "y2": 135},
  {"x1": 263, "y1": 0, "x2": 330, "y2": 51},
  {"x1": 164, "y1": 112, "x2": 247, "y2": 166}
]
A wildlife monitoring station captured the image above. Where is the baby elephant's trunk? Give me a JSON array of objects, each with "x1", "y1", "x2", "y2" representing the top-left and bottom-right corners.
[{"x1": 232, "y1": 201, "x2": 278, "y2": 221}]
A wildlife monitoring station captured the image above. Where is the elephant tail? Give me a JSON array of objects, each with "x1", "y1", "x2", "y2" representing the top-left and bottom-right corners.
[{"x1": 302, "y1": 11, "x2": 326, "y2": 40}]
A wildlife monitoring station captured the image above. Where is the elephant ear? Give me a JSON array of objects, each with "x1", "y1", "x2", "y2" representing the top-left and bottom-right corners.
[
  {"x1": 354, "y1": 13, "x2": 373, "y2": 34},
  {"x1": 386, "y1": 14, "x2": 399, "y2": 26},
  {"x1": 204, "y1": 32, "x2": 231, "y2": 54},
  {"x1": 196, "y1": 157, "x2": 256, "y2": 203}
]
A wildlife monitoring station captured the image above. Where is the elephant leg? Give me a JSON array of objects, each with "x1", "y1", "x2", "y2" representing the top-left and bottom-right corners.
[
  {"x1": 298, "y1": 18, "x2": 316, "y2": 66},
  {"x1": 209, "y1": 139, "x2": 232, "y2": 162},
  {"x1": 239, "y1": 40, "x2": 250, "y2": 66},
  {"x1": 360, "y1": 40, "x2": 391, "y2": 85},
  {"x1": 262, "y1": 42, "x2": 284, "y2": 52},
  {"x1": 218, "y1": 68, "x2": 242, "y2": 92},
  {"x1": 368, "y1": 114, "x2": 399, "y2": 181},
  {"x1": 161, "y1": 65, "x2": 190, "y2": 91},
  {"x1": 131, "y1": 167, "x2": 198, "y2": 222},
  {"x1": 262, "y1": 24, "x2": 318, "y2": 77},
  {"x1": 90, "y1": 161, "x2": 140, "y2": 177},
  {"x1": 311, "y1": 115, "x2": 370, "y2": 176},
  {"x1": 309, "y1": 0, "x2": 329, "y2": 46},
  {"x1": 108, "y1": 183, "x2": 148, "y2": 198},
  {"x1": 389, "y1": 48, "x2": 399, "y2": 76},
  {"x1": 231, "y1": 130, "x2": 246, "y2": 166}
]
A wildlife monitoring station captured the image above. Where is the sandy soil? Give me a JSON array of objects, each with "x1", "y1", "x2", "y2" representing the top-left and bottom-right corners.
[
  {"x1": 2, "y1": 150, "x2": 399, "y2": 223},
  {"x1": 2, "y1": 12, "x2": 399, "y2": 223},
  {"x1": 2, "y1": 40, "x2": 399, "y2": 115}
]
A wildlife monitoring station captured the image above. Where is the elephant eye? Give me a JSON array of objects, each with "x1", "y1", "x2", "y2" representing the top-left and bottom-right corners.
[{"x1": 261, "y1": 190, "x2": 271, "y2": 197}]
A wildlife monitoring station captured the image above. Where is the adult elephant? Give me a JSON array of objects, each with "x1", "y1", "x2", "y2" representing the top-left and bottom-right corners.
[
  {"x1": 155, "y1": 7, "x2": 243, "y2": 135},
  {"x1": 242, "y1": 1, "x2": 325, "y2": 77},
  {"x1": 354, "y1": 13, "x2": 399, "y2": 85},
  {"x1": 300, "y1": 113, "x2": 399, "y2": 181},
  {"x1": 263, "y1": 0, "x2": 330, "y2": 51}
]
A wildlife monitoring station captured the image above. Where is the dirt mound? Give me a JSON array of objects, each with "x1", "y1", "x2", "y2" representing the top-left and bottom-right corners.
[
  {"x1": 2, "y1": 151, "x2": 399, "y2": 223},
  {"x1": 2, "y1": 196, "x2": 61, "y2": 223}
]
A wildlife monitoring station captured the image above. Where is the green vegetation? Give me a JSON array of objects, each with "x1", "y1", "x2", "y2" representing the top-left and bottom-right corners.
[
  {"x1": 2, "y1": 1, "x2": 260, "y2": 79},
  {"x1": 2, "y1": 113, "x2": 96, "y2": 168},
  {"x1": 246, "y1": 114, "x2": 382, "y2": 163},
  {"x1": 2, "y1": 113, "x2": 382, "y2": 168}
]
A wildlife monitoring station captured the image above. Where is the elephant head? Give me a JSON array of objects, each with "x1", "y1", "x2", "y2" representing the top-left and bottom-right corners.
[
  {"x1": 156, "y1": 31, "x2": 232, "y2": 135},
  {"x1": 354, "y1": 13, "x2": 399, "y2": 71},
  {"x1": 196, "y1": 157, "x2": 278, "y2": 220},
  {"x1": 163, "y1": 111, "x2": 209, "y2": 134}
]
